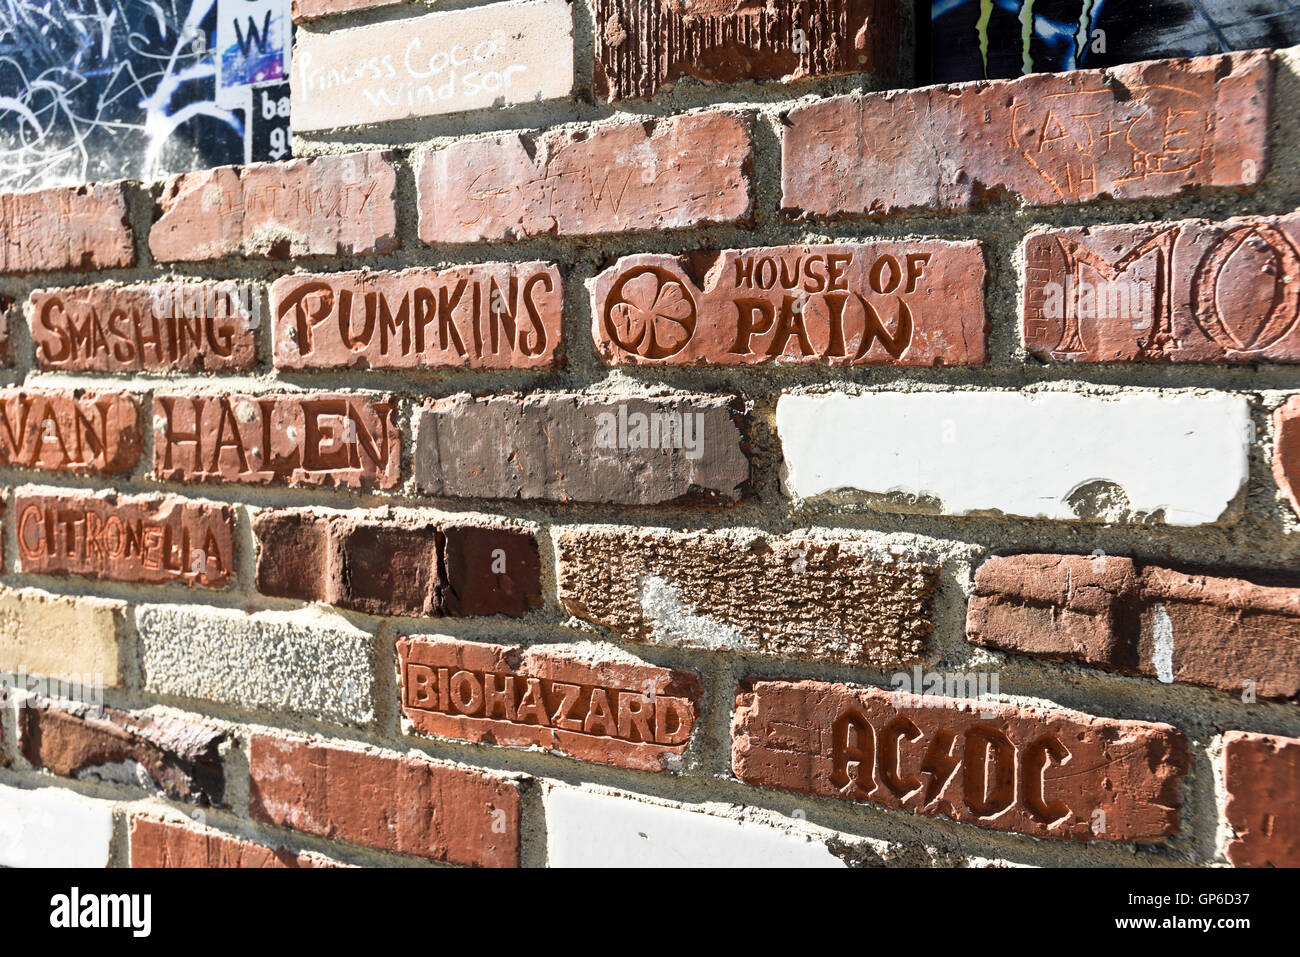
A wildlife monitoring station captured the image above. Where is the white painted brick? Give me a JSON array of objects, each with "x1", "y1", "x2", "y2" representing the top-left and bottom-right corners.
[
  {"x1": 777, "y1": 390, "x2": 1251, "y2": 526},
  {"x1": 545, "y1": 787, "x2": 847, "y2": 868},
  {"x1": 136, "y1": 604, "x2": 375, "y2": 725},
  {"x1": 0, "y1": 783, "x2": 114, "y2": 867}
]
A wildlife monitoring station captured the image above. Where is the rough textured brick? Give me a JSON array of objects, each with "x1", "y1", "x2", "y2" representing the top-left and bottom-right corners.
[
  {"x1": 417, "y1": 112, "x2": 752, "y2": 243},
  {"x1": 0, "y1": 388, "x2": 142, "y2": 476},
  {"x1": 967, "y1": 554, "x2": 1300, "y2": 701},
  {"x1": 253, "y1": 510, "x2": 541, "y2": 618},
  {"x1": 1272, "y1": 395, "x2": 1300, "y2": 519},
  {"x1": 415, "y1": 393, "x2": 751, "y2": 505},
  {"x1": 14, "y1": 488, "x2": 235, "y2": 588},
  {"x1": 0, "y1": 183, "x2": 134, "y2": 273},
  {"x1": 399, "y1": 636, "x2": 703, "y2": 772},
  {"x1": 130, "y1": 817, "x2": 338, "y2": 868},
  {"x1": 136, "y1": 604, "x2": 375, "y2": 725},
  {"x1": 271, "y1": 263, "x2": 563, "y2": 370},
  {"x1": 292, "y1": 0, "x2": 398, "y2": 21},
  {"x1": 733, "y1": 680, "x2": 1188, "y2": 843},
  {"x1": 0, "y1": 295, "x2": 13, "y2": 366},
  {"x1": 0, "y1": 587, "x2": 124, "y2": 686},
  {"x1": 557, "y1": 527, "x2": 937, "y2": 666},
  {"x1": 248, "y1": 734, "x2": 521, "y2": 867},
  {"x1": 19, "y1": 699, "x2": 225, "y2": 806},
  {"x1": 150, "y1": 153, "x2": 399, "y2": 262},
  {"x1": 0, "y1": 783, "x2": 114, "y2": 867},
  {"x1": 589, "y1": 242, "x2": 987, "y2": 366},
  {"x1": 593, "y1": 0, "x2": 900, "y2": 102},
  {"x1": 28, "y1": 283, "x2": 259, "y2": 372},
  {"x1": 783, "y1": 51, "x2": 1271, "y2": 219},
  {"x1": 1023, "y1": 214, "x2": 1300, "y2": 363},
  {"x1": 152, "y1": 392, "x2": 400, "y2": 489},
  {"x1": 1221, "y1": 731, "x2": 1300, "y2": 867},
  {"x1": 777, "y1": 391, "x2": 1251, "y2": 526}
]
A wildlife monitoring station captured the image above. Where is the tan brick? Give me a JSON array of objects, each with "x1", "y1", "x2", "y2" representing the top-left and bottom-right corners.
[{"x1": 0, "y1": 586, "x2": 124, "y2": 685}]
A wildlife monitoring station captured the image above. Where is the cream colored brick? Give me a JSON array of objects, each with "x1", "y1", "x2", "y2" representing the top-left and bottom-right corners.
[{"x1": 0, "y1": 586, "x2": 125, "y2": 685}]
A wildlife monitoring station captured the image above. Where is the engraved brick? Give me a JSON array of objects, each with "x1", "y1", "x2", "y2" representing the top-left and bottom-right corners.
[
  {"x1": 783, "y1": 51, "x2": 1272, "y2": 220},
  {"x1": 19, "y1": 699, "x2": 225, "y2": 806},
  {"x1": 399, "y1": 635, "x2": 703, "y2": 772},
  {"x1": 0, "y1": 586, "x2": 125, "y2": 687},
  {"x1": 293, "y1": 0, "x2": 575, "y2": 130},
  {"x1": 1221, "y1": 731, "x2": 1300, "y2": 867},
  {"x1": 589, "y1": 242, "x2": 986, "y2": 366},
  {"x1": 415, "y1": 393, "x2": 751, "y2": 505},
  {"x1": 252, "y1": 510, "x2": 542, "y2": 619},
  {"x1": 557, "y1": 527, "x2": 937, "y2": 666},
  {"x1": 150, "y1": 153, "x2": 399, "y2": 262},
  {"x1": 28, "y1": 283, "x2": 259, "y2": 372},
  {"x1": 417, "y1": 112, "x2": 752, "y2": 243},
  {"x1": 271, "y1": 263, "x2": 563, "y2": 370},
  {"x1": 248, "y1": 733, "x2": 521, "y2": 867},
  {"x1": 1272, "y1": 395, "x2": 1300, "y2": 519},
  {"x1": 0, "y1": 388, "x2": 141, "y2": 476},
  {"x1": 733, "y1": 680, "x2": 1188, "y2": 843},
  {"x1": 14, "y1": 488, "x2": 235, "y2": 588},
  {"x1": 593, "y1": 0, "x2": 901, "y2": 102},
  {"x1": 1023, "y1": 214, "x2": 1300, "y2": 363},
  {"x1": 967, "y1": 554, "x2": 1300, "y2": 701},
  {"x1": 152, "y1": 392, "x2": 400, "y2": 489},
  {"x1": 0, "y1": 295, "x2": 13, "y2": 367},
  {"x1": 0, "y1": 183, "x2": 134, "y2": 274},
  {"x1": 130, "y1": 817, "x2": 339, "y2": 868}
]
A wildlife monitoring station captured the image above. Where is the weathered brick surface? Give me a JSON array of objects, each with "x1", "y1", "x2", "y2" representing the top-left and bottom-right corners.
[
  {"x1": 150, "y1": 153, "x2": 399, "y2": 262},
  {"x1": 292, "y1": 0, "x2": 397, "y2": 21},
  {"x1": 19, "y1": 699, "x2": 225, "y2": 806},
  {"x1": 1221, "y1": 731, "x2": 1300, "y2": 867},
  {"x1": 415, "y1": 393, "x2": 751, "y2": 505},
  {"x1": 14, "y1": 488, "x2": 235, "y2": 588},
  {"x1": 967, "y1": 554, "x2": 1300, "y2": 701},
  {"x1": 152, "y1": 392, "x2": 400, "y2": 489},
  {"x1": 590, "y1": 243, "x2": 987, "y2": 366},
  {"x1": 783, "y1": 51, "x2": 1271, "y2": 220},
  {"x1": 0, "y1": 587, "x2": 125, "y2": 686},
  {"x1": 399, "y1": 635, "x2": 703, "y2": 772},
  {"x1": 0, "y1": 295, "x2": 13, "y2": 367},
  {"x1": 557, "y1": 527, "x2": 937, "y2": 666},
  {"x1": 1023, "y1": 214, "x2": 1300, "y2": 363},
  {"x1": 29, "y1": 283, "x2": 258, "y2": 372},
  {"x1": 271, "y1": 263, "x2": 563, "y2": 370},
  {"x1": 733, "y1": 680, "x2": 1189, "y2": 842},
  {"x1": 417, "y1": 112, "x2": 752, "y2": 243},
  {"x1": 1272, "y1": 395, "x2": 1300, "y2": 519},
  {"x1": 592, "y1": 0, "x2": 901, "y2": 102},
  {"x1": 0, "y1": 183, "x2": 134, "y2": 273},
  {"x1": 253, "y1": 510, "x2": 542, "y2": 618},
  {"x1": 0, "y1": 388, "x2": 141, "y2": 476},
  {"x1": 130, "y1": 817, "x2": 338, "y2": 868},
  {"x1": 248, "y1": 734, "x2": 521, "y2": 867}
]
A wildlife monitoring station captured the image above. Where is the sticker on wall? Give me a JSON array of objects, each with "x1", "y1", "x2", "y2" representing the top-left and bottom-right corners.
[{"x1": 215, "y1": 0, "x2": 293, "y2": 108}]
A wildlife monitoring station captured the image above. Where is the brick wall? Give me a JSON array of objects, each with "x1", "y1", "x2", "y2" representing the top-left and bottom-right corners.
[{"x1": 0, "y1": 0, "x2": 1298, "y2": 869}]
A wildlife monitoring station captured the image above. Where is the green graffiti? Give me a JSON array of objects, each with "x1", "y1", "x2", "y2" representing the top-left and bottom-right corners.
[
  {"x1": 1076, "y1": 0, "x2": 1095, "y2": 66},
  {"x1": 977, "y1": 0, "x2": 993, "y2": 76},
  {"x1": 1019, "y1": 0, "x2": 1036, "y2": 75}
]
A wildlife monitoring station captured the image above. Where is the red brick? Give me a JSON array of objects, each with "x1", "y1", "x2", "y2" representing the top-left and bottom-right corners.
[
  {"x1": 20, "y1": 699, "x2": 224, "y2": 805},
  {"x1": 252, "y1": 510, "x2": 542, "y2": 618},
  {"x1": 152, "y1": 393, "x2": 400, "y2": 489},
  {"x1": 271, "y1": 263, "x2": 563, "y2": 370},
  {"x1": 417, "y1": 112, "x2": 752, "y2": 243},
  {"x1": 13, "y1": 488, "x2": 234, "y2": 588},
  {"x1": 590, "y1": 242, "x2": 986, "y2": 366},
  {"x1": 150, "y1": 153, "x2": 399, "y2": 263},
  {"x1": 593, "y1": 0, "x2": 901, "y2": 102},
  {"x1": 0, "y1": 388, "x2": 141, "y2": 476},
  {"x1": 0, "y1": 295, "x2": 13, "y2": 367},
  {"x1": 0, "y1": 183, "x2": 134, "y2": 273},
  {"x1": 557, "y1": 527, "x2": 937, "y2": 666},
  {"x1": 29, "y1": 283, "x2": 258, "y2": 372},
  {"x1": 292, "y1": 0, "x2": 399, "y2": 21},
  {"x1": 733, "y1": 679, "x2": 1188, "y2": 843},
  {"x1": 783, "y1": 51, "x2": 1271, "y2": 220},
  {"x1": 248, "y1": 733, "x2": 521, "y2": 867},
  {"x1": 1023, "y1": 214, "x2": 1300, "y2": 363},
  {"x1": 1221, "y1": 731, "x2": 1300, "y2": 867},
  {"x1": 1272, "y1": 396, "x2": 1300, "y2": 519},
  {"x1": 130, "y1": 817, "x2": 338, "y2": 868},
  {"x1": 399, "y1": 636, "x2": 703, "y2": 772},
  {"x1": 967, "y1": 554, "x2": 1300, "y2": 701}
]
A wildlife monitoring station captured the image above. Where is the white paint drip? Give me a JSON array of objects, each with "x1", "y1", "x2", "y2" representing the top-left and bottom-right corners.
[
  {"x1": 639, "y1": 576, "x2": 749, "y2": 652},
  {"x1": 1152, "y1": 602, "x2": 1175, "y2": 684}
]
